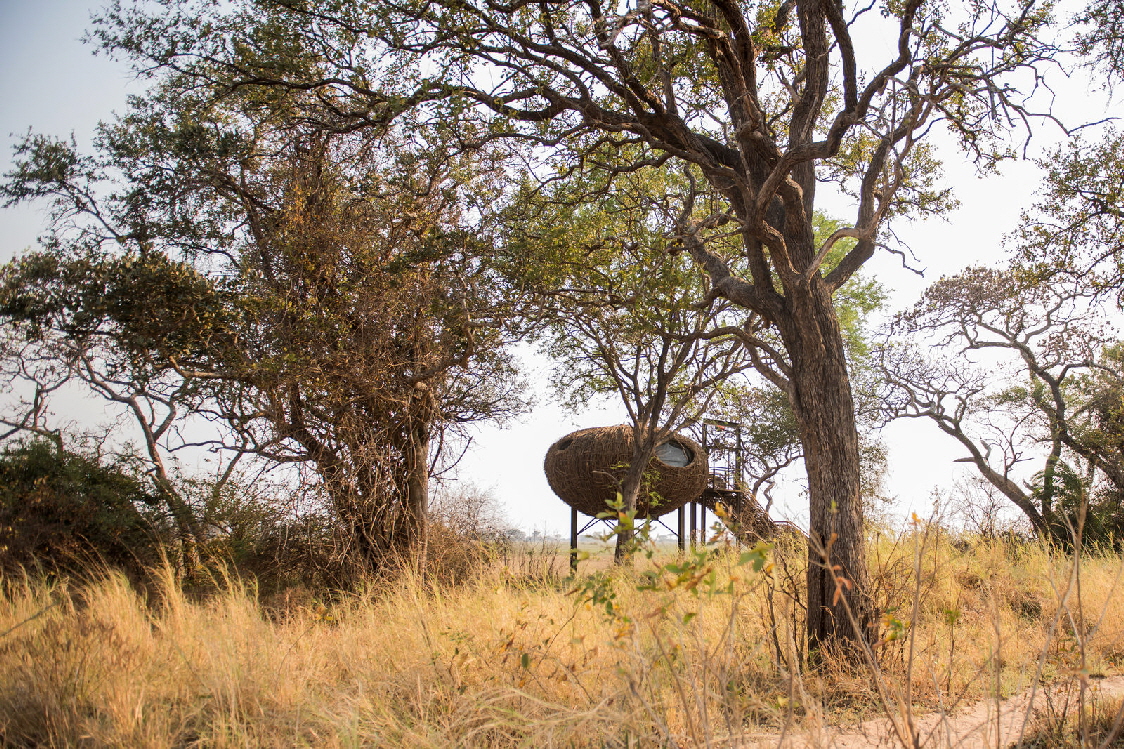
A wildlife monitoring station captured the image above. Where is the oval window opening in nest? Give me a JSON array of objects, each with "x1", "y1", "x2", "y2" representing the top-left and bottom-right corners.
[
  {"x1": 655, "y1": 440, "x2": 692, "y2": 468},
  {"x1": 557, "y1": 438, "x2": 574, "y2": 451}
]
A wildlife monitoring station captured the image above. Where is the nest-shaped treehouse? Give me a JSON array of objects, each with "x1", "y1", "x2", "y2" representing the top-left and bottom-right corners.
[{"x1": 543, "y1": 425, "x2": 708, "y2": 518}]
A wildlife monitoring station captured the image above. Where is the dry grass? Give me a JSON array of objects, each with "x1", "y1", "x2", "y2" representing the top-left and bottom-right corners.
[
  {"x1": 1019, "y1": 692, "x2": 1124, "y2": 748},
  {"x1": 1, "y1": 530, "x2": 1122, "y2": 747}
]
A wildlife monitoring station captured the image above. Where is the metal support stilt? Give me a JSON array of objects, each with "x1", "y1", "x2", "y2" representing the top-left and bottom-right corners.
[
  {"x1": 677, "y1": 505, "x2": 685, "y2": 552},
  {"x1": 570, "y1": 505, "x2": 578, "y2": 574}
]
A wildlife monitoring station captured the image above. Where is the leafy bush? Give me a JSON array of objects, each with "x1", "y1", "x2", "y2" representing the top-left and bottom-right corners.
[
  {"x1": 0, "y1": 440, "x2": 164, "y2": 573},
  {"x1": 148, "y1": 474, "x2": 359, "y2": 593},
  {"x1": 1032, "y1": 462, "x2": 1124, "y2": 550}
]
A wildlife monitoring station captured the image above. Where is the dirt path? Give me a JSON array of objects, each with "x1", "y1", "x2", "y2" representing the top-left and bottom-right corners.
[{"x1": 737, "y1": 675, "x2": 1124, "y2": 748}]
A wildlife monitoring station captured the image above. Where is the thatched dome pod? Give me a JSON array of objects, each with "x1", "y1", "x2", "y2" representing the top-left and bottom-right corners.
[{"x1": 543, "y1": 425, "x2": 708, "y2": 518}]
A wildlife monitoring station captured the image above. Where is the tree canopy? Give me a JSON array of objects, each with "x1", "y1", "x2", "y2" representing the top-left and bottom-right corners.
[
  {"x1": 1, "y1": 78, "x2": 527, "y2": 574},
  {"x1": 878, "y1": 267, "x2": 1124, "y2": 545}
]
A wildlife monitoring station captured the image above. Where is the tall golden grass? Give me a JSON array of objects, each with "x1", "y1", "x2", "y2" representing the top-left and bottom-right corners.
[{"x1": 1, "y1": 527, "x2": 1122, "y2": 747}]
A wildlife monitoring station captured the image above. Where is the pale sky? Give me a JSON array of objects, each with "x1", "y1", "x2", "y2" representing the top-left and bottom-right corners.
[
  {"x1": 1, "y1": 0, "x2": 1117, "y2": 534},
  {"x1": 1, "y1": 0, "x2": 141, "y2": 255}
]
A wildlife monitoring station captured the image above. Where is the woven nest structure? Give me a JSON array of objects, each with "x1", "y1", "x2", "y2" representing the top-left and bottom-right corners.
[{"x1": 544, "y1": 425, "x2": 708, "y2": 518}]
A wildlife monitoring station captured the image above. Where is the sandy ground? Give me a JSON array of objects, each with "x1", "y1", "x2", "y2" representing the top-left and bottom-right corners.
[{"x1": 736, "y1": 675, "x2": 1124, "y2": 748}]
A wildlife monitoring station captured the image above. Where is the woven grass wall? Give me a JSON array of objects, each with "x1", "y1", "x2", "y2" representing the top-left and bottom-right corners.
[{"x1": 543, "y1": 425, "x2": 708, "y2": 518}]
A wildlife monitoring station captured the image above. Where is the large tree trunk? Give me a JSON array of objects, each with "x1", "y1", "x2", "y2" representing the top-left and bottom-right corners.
[
  {"x1": 683, "y1": 210, "x2": 874, "y2": 653},
  {"x1": 401, "y1": 409, "x2": 431, "y2": 575},
  {"x1": 779, "y1": 281, "x2": 872, "y2": 653},
  {"x1": 323, "y1": 474, "x2": 389, "y2": 574},
  {"x1": 162, "y1": 489, "x2": 204, "y2": 577}
]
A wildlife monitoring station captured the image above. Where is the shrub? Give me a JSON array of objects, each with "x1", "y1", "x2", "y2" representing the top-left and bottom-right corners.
[
  {"x1": 426, "y1": 483, "x2": 516, "y2": 584},
  {"x1": 0, "y1": 440, "x2": 163, "y2": 573}
]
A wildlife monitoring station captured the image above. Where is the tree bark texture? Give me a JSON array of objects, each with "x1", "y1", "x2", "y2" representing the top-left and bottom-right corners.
[
  {"x1": 402, "y1": 408, "x2": 431, "y2": 576},
  {"x1": 776, "y1": 279, "x2": 871, "y2": 648}
]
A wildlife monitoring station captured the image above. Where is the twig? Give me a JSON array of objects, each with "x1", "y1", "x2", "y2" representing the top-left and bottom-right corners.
[{"x1": 0, "y1": 600, "x2": 60, "y2": 640}]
